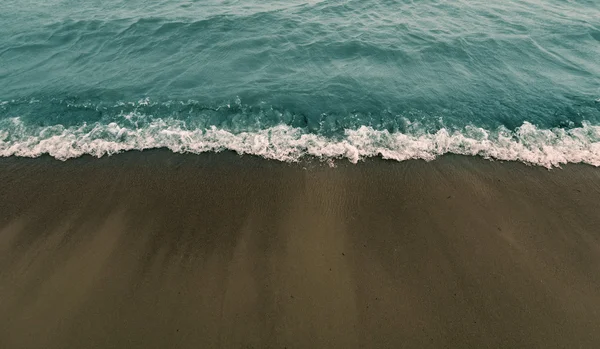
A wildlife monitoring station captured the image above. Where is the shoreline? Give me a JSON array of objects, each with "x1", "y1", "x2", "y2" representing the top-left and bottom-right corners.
[{"x1": 1, "y1": 151, "x2": 600, "y2": 348}]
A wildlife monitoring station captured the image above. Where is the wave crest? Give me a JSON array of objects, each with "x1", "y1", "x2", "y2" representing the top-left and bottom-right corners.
[{"x1": 1, "y1": 117, "x2": 600, "y2": 168}]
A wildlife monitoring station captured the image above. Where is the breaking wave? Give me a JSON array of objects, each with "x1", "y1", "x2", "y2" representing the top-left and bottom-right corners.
[{"x1": 1, "y1": 116, "x2": 600, "y2": 168}]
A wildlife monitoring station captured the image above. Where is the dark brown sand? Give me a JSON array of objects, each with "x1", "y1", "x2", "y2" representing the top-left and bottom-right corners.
[{"x1": 1, "y1": 151, "x2": 600, "y2": 348}]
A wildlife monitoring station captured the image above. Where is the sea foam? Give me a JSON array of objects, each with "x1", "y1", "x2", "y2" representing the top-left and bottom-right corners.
[{"x1": 2, "y1": 116, "x2": 600, "y2": 167}]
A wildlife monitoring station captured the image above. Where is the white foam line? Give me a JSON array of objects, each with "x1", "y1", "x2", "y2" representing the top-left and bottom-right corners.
[{"x1": 1, "y1": 117, "x2": 600, "y2": 168}]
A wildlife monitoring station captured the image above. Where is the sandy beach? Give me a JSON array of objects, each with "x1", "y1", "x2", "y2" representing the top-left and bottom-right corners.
[{"x1": 1, "y1": 151, "x2": 600, "y2": 348}]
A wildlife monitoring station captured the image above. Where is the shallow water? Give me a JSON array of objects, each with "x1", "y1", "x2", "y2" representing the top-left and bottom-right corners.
[{"x1": 1, "y1": 0, "x2": 599, "y2": 166}]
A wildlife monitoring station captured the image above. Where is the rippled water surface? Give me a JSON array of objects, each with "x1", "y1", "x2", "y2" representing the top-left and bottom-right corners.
[{"x1": 1, "y1": 0, "x2": 599, "y2": 166}]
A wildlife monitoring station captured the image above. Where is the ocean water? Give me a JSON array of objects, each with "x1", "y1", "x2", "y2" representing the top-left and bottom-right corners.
[{"x1": 1, "y1": 0, "x2": 599, "y2": 167}]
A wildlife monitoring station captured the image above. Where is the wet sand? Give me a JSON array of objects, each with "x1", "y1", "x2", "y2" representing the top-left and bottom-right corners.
[{"x1": 1, "y1": 151, "x2": 600, "y2": 348}]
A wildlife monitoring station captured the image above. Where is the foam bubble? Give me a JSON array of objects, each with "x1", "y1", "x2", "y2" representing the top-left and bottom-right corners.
[{"x1": 1, "y1": 117, "x2": 600, "y2": 167}]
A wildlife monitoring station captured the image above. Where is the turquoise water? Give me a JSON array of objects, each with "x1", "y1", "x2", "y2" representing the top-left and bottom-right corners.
[{"x1": 1, "y1": 0, "x2": 599, "y2": 166}]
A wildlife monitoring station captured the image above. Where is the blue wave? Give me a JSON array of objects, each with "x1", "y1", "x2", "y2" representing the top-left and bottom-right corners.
[{"x1": 1, "y1": 0, "x2": 599, "y2": 166}]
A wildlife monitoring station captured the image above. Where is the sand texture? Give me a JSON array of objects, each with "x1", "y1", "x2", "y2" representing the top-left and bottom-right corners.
[{"x1": 1, "y1": 152, "x2": 600, "y2": 348}]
